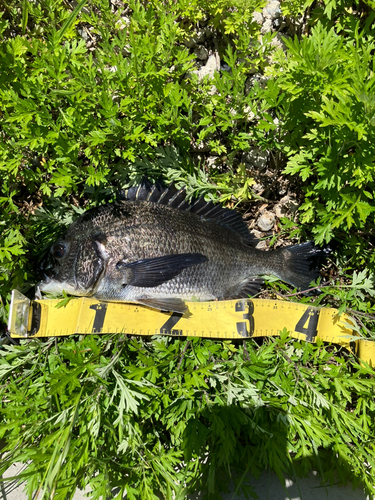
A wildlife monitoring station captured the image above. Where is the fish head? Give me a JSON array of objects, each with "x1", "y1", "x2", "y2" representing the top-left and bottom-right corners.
[{"x1": 38, "y1": 231, "x2": 108, "y2": 297}]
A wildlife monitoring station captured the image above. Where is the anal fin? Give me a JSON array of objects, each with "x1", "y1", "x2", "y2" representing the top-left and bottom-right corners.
[{"x1": 235, "y1": 277, "x2": 265, "y2": 298}]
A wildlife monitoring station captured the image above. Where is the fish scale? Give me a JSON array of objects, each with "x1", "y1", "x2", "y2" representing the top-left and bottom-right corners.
[
  {"x1": 39, "y1": 184, "x2": 327, "y2": 313},
  {"x1": 95, "y1": 202, "x2": 251, "y2": 303}
]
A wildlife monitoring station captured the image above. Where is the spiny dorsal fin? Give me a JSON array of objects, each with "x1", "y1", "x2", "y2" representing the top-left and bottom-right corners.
[
  {"x1": 126, "y1": 182, "x2": 256, "y2": 244},
  {"x1": 157, "y1": 185, "x2": 179, "y2": 205},
  {"x1": 168, "y1": 187, "x2": 187, "y2": 207}
]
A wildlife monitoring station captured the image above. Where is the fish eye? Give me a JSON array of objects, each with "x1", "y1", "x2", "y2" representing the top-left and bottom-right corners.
[{"x1": 51, "y1": 243, "x2": 67, "y2": 259}]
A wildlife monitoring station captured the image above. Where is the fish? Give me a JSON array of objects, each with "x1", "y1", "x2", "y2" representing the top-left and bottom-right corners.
[{"x1": 38, "y1": 183, "x2": 326, "y2": 313}]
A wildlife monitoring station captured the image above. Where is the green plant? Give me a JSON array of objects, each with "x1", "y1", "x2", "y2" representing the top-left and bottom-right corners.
[
  {"x1": 1, "y1": 1, "x2": 375, "y2": 498},
  {"x1": 268, "y1": 21, "x2": 375, "y2": 267},
  {"x1": 266, "y1": 268, "x2": 375, "y2": 337},
  {"x1": 281, "y1": 0, "x2": 375, "y2": 23},
  {"x1": 166, "y1": 0, "x2": 265, "y2": 38},
  {"x1": 0, "y1": 0, "x2": 275, "y2": 315},
  {"x1": 1, "y1": 331, "x2": 375, "y2": 500}
]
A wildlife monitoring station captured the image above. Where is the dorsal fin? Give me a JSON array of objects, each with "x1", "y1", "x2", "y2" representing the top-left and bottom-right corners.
[
  {"x1": 168, "y1": 187, "x2": 187, "y2": 207},
  {"x1": 157, "y1": 185, "x2": 179, "y2": 205},
  {"x1": 127, "y1": 183, "x2": 151, "y2": 201},
  {"x1": 125, "y1": 182, "x2": 256, "y2": 244},
  {"x1": 147, "y1": 184, "x2": 164, "y2": 202}
]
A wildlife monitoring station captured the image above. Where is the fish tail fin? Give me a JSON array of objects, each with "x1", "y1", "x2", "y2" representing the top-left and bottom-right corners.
[{"x1": 277, "y1": 242, "x2": 329, "y2": 291}]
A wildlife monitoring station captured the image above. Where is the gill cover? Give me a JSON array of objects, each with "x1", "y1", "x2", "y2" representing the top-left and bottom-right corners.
[{"x1": 74, "y1": 236, "x2": 108, "y2": 294}]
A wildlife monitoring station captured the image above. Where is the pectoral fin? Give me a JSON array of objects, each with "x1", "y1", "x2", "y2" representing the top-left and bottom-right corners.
[
  {"x1": 117, "y1": 253, "x2": 208, "y2": 287},
  {"x1": 136, "y1": 297, "x2": 188, "y2": 314}
]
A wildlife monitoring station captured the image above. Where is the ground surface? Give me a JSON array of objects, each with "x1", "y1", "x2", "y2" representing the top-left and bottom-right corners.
[{"x1": 1, "y1": 463, "x2": 368, "y2": 500}]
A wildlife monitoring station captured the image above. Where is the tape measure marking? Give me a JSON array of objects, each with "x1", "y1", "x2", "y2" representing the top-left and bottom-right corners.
[
  {"x1": 294, "y1": 307, "x2": 319, "y2": 341},
  {"x1": 89, "y1": 303, "x2": 108, "y2": 333},
  {"x1": 8, "y1": 290, "x2": 375, "y2": 367},
  {"x1": 160, "y1": 312, "x2": 184, "y2": 336},
  {"x1": 6, "y1": 290, "x2": 356, "y2": 344},
  {"x1": 235, "y1": 300, "x2": 254, "y2": 337},
  {"x1": 10, "y1": 296, "x2": 340, "y2": 343}
]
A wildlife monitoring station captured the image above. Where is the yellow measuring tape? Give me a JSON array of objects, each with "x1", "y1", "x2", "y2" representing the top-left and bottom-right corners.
[{"x1": 7, "y1": 290, "x2": 375, "y2": 366}]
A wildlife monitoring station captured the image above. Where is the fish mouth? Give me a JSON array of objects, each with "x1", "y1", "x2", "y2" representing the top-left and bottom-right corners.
[
  {"x1": 40, "y1": 273, "x2": 51, "y2": 284},
  {"x1": 38, "y1": 278, "x2": 84, "y2": 295},
  {"x1": 38, "y1": 270, "x2": 75, "y2": 294},
  {"x1": 37, "y1": 272, "x2": 54, "y2": 291},
  {"x1": 37, "y1": 268, "x2": 105, "y2": 297}
]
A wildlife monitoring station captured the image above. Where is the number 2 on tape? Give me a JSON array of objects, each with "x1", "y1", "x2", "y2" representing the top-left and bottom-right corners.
[
  {"x1": 235, "y1": 300, "x2": 254, "y2": 337},
  {"x1": 160, "y1": 312, "x2": 183, "y2": 335}
]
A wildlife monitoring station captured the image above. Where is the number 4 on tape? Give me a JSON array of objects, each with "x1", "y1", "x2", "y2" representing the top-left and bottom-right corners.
[{"x1": 295, "y1": 307, "x2": 319, "y2": 342}]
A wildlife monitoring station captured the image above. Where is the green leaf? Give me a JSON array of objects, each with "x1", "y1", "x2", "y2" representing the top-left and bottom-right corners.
[
  {"x1": 56, "y1": 0, "x2": 90, "y2": 42},
  {"x1": 21, "y1": 0, "x2": 28, "y2": 35}
]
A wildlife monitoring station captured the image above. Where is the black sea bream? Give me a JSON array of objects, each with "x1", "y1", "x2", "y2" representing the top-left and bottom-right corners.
[{"x1": 39, "y1": 184, "x2": 325, "y2": 313}]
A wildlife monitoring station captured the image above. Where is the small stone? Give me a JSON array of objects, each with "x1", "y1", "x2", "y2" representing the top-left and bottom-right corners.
[
  {"x1": 242, "y1": 148, "x2": 268, "y2": 171},
  {"x1": 257, "y1": 212, "x2": 275, "y2": 231},
  {"x1": 220, "y1": 63, "x2": 231, "y2": 73},
  {"x1": 271, "y1": 33, "x2": 287, "y2": 52},
  {"x1": 77, "y1": 27, "x2": 88, "y2": 41},
  {"x1": 184, "y1": 30, "x2": 207, "y2": 48},
  {"x1": 252, "y1": 11, "x2": 263, "y2": 25},
  {"x1": 263, "y1": 1, "x2": 281, "y2": 19},
  {"x1": 193, "y1": 54, "x2": 220, "y2": 81},
  {"x1": 256, "y1": 240, "x2": 268, "y2": 250},
  {"x1": 206, "y1": 54, "x2": 220, "y2": 70},
  {"x1": 244, "y1": 106, "x2": 256, "y2": 121},
  {"x1": 273, "y1": 18, "x2": 283, "y2": 29},
  {"x1": 116, "y1": 17, "x2": 130, "y2": 30},
  {"x1": 275, "y1": 204, "x2": 287, "y2": 218},
  {"x1": 206, "y1": 156, "x2": 218, "y2": 168},
  {"x1": 251, "y1": 230, "x2": 263, "y2": 239},
  {"x1": 261, "y1": 18, "x2": 273, "y2": 34},
  {"x1": 252, "y1": 183, "x2": 264, "y2": 194},
  {"x1": 275, "y1": 196, "x2": 299, "y2": 217},
  {"x1": 208, "y1": 85, "x2": 218, "y2": 95},
  {"x1": 194, "y1": 46, "x2": 209, "y2": 61}
]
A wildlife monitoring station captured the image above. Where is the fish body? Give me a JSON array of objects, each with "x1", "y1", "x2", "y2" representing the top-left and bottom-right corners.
[{"x1": 39, "y1": 184, "x2": 324, "y2": 313}]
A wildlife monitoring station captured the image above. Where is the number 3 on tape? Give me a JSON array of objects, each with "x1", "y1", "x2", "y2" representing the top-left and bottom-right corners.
[{"x1": 235, "y1": 300, "x2": 254, "y2": 337}]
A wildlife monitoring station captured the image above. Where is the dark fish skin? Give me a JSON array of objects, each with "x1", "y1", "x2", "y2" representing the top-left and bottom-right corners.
[{"x1": 39, "y1": 185, "x2": 325, "y2": 313}]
